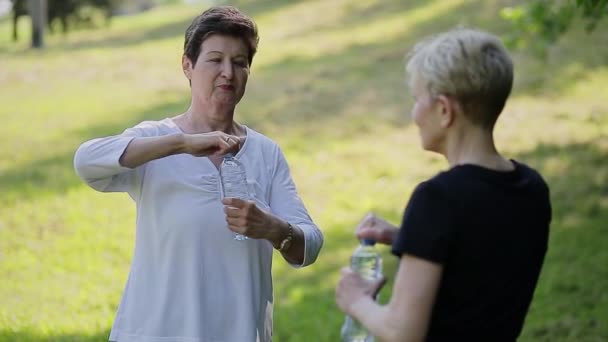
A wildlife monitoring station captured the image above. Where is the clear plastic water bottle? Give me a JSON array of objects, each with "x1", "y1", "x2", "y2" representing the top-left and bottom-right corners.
[
  {"x1": 219, "y1": 153, "x2": 249, "y2": 241},
  {"x1": 340, "y1": 239, "x2": 383, "y2": 342}
]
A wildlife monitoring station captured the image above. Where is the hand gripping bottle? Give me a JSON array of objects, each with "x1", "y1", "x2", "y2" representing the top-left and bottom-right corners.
[{"x1": 340, "y1": 239, "x2": 383, "y2": 342}]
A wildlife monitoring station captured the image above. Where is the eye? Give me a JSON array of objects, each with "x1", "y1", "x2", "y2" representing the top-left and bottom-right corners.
[
  {"x1": 208, "y1": 58, "x2": 221, "y2": 63},
  {"x1": 234, "y1": 60, "x2": 248, "y2": 68}
]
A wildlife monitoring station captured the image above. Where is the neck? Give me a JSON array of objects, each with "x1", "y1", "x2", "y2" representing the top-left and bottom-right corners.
[
  {"x1": 181, "y1": 103, "x2": 239, "y2": 134},
  {"x1": 442, "y1": 126, "x2": 512, "y2": 171}
]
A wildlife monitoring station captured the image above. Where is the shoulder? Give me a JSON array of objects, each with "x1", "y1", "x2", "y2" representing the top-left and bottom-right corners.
[
  {"x1": 512, "y1": 160, "x2": 550, "y2": 191},
  {"x1": 245, "y1": 126, "x2": 278, "y2": 146},
  {"x1": 413, "y1": 178, "x2": 444, "y2": 195},
  {"x1": 431, "y1": 165, "x2": 474, "y2": 186},
  {"x1": 415, "y1": 171, "x2": 452, "y2": 196},
  {"x1": 408, "y1": 178, "x2": 446, "y2": 211},
  {"x1": 403, "y1": 174, "x2": 458, "y2": 217},
  {"x1": 244, "y1": 126, "x2": 282, "y2": 155}
]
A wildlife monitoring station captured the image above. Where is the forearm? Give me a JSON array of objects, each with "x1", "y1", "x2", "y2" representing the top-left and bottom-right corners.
[
  {"x1": 350, "y1": 256, "x2": 440, "y2": 342},
  {"x1": 350, "y1": 293, "x2": 430, "y2": 342},
  {"x1": 350, "y1": 297, "x2": 400, "y2": 342},
  {"x1": 119, "y1": 133, "x2": 186, "y2": 168}
]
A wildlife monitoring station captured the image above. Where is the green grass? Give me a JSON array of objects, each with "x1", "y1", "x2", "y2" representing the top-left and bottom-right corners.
[{"x1": 1, "y1": 1, "x2": 607, "y2": 341}]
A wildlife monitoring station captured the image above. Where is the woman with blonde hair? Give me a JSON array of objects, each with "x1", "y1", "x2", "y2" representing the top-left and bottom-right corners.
[{"x1": 336, "y1": 28, "x2": 551, "y2": 342}]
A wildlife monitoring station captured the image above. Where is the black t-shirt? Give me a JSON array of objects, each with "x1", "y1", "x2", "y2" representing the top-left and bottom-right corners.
[{"x1": 392, "y1": 160, "x2": 551, "y2": 342}]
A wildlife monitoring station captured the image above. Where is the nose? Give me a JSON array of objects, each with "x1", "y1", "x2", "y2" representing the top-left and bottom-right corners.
[{"x1": 220, "y1": 60, "x2": 234, "y2": 80}]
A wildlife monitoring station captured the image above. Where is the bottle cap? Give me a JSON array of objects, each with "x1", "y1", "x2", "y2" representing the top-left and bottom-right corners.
[
  {"x1": 361, "y1": 239, "x2": 376, "y2": 246},
  {"x1": 224, "y1": 153, "x2": 235, "y2": 158}
]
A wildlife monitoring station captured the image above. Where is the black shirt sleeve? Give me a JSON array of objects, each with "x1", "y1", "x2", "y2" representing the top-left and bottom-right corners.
[{"x1": 392, "y1": 180, "x2": 453, "y2": 264}]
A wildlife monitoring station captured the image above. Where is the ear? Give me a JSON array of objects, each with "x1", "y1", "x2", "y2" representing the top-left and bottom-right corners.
[
  {"x1": 182, "y1": 55, "x2": 193, "y2": 79},
  {"x1": 436, "y1": 94, "x2": 456, "y2": 128}
]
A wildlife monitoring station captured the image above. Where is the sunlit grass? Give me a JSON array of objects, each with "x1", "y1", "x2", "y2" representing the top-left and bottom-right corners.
[{"x1": 0, "y1": 0, "x2": 607, "y2": 341}]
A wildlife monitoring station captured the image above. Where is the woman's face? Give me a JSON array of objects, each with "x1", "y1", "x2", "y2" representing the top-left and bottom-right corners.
[
  {"x1": 184, "y1": 34, "x2": 250, "y2": 109},
  {"x1": 411, "y1": 81, "x2": 444, "y2": 153}
]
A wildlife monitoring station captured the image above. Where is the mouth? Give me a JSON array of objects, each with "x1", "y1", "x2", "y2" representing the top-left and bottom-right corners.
[{"x1": 218, "y1": 85, "x2": 235, "y2": 91}]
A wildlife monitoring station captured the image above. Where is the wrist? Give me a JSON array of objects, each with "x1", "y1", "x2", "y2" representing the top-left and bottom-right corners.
[
  {"x1": 172, "y1": 133, "x2": 188, "y2": 154},
  {"x1": 271, "y1": 220, "x2": 292, "y2": 251},
  {"x1": 350, "y1": 294, "x2": 374, "y2": 320},
  {"x1": 385, "y1": 227, "x2": 399, "y2": 244}
]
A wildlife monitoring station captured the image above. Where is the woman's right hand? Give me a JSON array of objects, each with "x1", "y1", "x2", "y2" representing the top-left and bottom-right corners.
[
  {"x1": 119, "y1": 131, "x2": 242, "y2": 169},
  {"x1": 355, "y1": 212, "x2": 399, "y2": 245},
  {"x1": 182, "y1": 131, "x2": 242, "y2": 157}
]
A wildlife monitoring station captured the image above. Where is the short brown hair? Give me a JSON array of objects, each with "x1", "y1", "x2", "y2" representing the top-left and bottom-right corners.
[
  {"x1": 406, "y1": 28, "x2": 513, "y2": 130},
  {"x1": 184, "y1": 6, "x2": 259, "y2": 67}
]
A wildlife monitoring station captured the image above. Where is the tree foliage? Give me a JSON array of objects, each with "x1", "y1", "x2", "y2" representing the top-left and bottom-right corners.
[{"x1": 501, "y1": 0, "x2": 607, "y2": 56}]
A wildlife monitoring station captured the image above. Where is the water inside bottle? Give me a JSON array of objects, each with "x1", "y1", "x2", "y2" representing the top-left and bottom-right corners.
[{"x1": 220, "y1": 155, "x2": 249, "y2": 241}]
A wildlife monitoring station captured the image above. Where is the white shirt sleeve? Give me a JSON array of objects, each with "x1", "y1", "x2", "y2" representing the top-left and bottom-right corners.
[
  {"x1": 73, "y1": 121, "x2": 157, "y2": 193},
  {"x1": 269, "y1": 146, "x2": 323, "y2": 268}
]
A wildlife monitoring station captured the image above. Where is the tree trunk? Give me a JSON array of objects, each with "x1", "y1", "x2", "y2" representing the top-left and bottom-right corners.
[
  {"x1": 28, "y1": 0, "x2": 47, "y2": 48},
  {"x1": 12, "y1": 11, "x2": 18, "y2": 41},
  {"x1": 61, "y1": 15, "x2": 68, "y2": 34}
]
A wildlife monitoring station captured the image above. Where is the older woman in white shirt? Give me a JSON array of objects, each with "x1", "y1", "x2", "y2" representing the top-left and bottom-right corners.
[{"x1": 74, "y1": 6, "x2": 323, "y2": 342}]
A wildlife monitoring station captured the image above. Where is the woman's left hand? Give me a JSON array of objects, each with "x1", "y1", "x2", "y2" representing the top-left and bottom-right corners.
[
  {"x1": 336, "y1": 267, "x2": 386, "y2": 315},
  {"x1": 222, "y1": 197, "x2": 274, "y2": 239}
]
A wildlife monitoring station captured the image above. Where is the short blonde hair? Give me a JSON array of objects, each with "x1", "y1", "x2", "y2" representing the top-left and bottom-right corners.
[{"x1": 406, "y1": 28, "x2": 513, "y2": 129}]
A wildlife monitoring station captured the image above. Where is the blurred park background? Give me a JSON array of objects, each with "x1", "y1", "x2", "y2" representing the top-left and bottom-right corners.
[{"x1": 0, "y1": 0, "x2": 607, "y2": 341}]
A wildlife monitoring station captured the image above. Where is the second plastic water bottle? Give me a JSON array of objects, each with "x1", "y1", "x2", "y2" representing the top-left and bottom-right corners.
[
  {"x1": 340, "y1": 239, "x2": 383, "y2": 342},
  {"x1": 219, "y1": 153, "x2": 249, "y2": 241}
]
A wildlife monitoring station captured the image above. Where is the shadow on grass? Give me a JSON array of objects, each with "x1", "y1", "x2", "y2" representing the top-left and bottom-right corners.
[
  {"x1": 229, "y1": 0, "x2": 301, "y2": 17},
  {"x1": 0, "y1": 8, "x2": 188, "y2": 54},
  {"x1": 0, "y1": 329, "x2": 111, "y2": 342},
  {"x1": 240, "y1": 0, "x2": 608, "y2": 144},
  {"x1": 513, "y1": 140, "x2": 608, "y2": 341},
  {"x1": 3, "y1": 0, "x2": 607, "y2": 92},
  {"x1": 58, "y1": 17, "x2": 194, "y2": 51},
  {"x1": 0, "y1": 97, "x2": 189, "y2": 206},
  {"x1": 0, "y1": 1, "x2": 299, "y2": 54},
  {"x1": 516, "y1": 140, "x2": 608, "y2": 223}
]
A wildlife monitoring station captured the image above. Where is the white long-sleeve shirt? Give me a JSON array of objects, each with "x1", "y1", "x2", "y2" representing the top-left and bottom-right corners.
[{"x1": 74, "y1": 118, "x2": 323, "y2": 342}]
